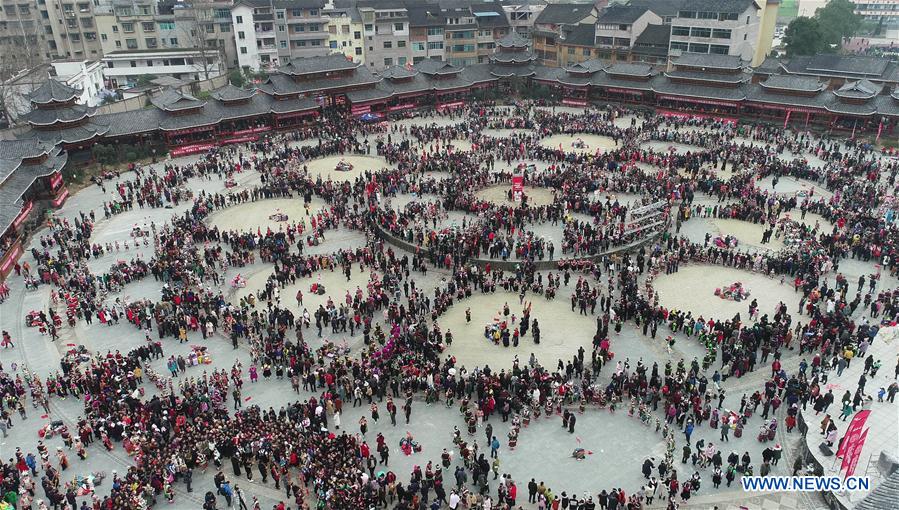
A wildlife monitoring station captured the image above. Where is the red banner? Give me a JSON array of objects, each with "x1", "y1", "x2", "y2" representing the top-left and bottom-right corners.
[
  {"x1": 171, "y1": 143, "x2": 217, "y2": 157},
  {"x1": 351, "y1": 104, "x2": 371, "y2": 115},
  {"x1": 436, "y1": 101, "x2": 465, "y2": 112},
  {"x1": 388, "y1": 103, "x2": 416, "y2": 112},
  {"x1": 221, "y1": 135, "x2": 259, "y2": 146},
  {"x1": 512, "y1": 174, "x2": 524, "y2": 201},
  {"x1": 845, "y1": 428, "x2": 868, "y2": 477},
  {"x1": 605, "y1": 87, "x2": 643, "y2": 96},
  {"x1": 51, "y1": 188, "x2": 69, "y2": 207},
  {"x1": 838, "y1": 409, "x2": 870, "y2": 473},
  {"x1": 0, "y1": 243, "x2": 23, "y2": 274},
  {"x1": 562, "y1": 98, "x2": 587, "y2": 107},
  {"x1": 230, "y1": 126, "x2": 271, "y2": 137}
]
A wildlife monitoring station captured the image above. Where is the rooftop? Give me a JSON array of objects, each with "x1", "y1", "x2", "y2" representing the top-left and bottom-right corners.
[
  {"x1": 26, "y1": 79, "x2": 79, "y2": 105},
  {"x1": 149, "y1": 88, "x2": 207, "y2": 112},
  {"x1": 278, "y1": 53, "x2": 361, "y2": 76},
  {"x1": 535, "y1": 3, "x2": 595, "y2": 25},
  {"x1": 834, "y1": 79, "x2": 884, "y2": 99},
  {"x1": 210, "y1": 83, "x2": 257, "y2": 102},
  {"x1": 673, "y1": 53, "x2": 746, "y2": 70},
  {"x1": 760, "y1": 74, "x2": 826, "y2": 93},
  {"x1": 597, "y1": 5, "x2": 649, "y2": 24}
]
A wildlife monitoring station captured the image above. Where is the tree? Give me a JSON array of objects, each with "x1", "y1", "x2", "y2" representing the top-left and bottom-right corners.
[
  {"x1": 816, "y1": 0, "x2": 862, "y2": 47},
  {"x1": 784, "y1": 17, "x2": 824, "y2": 56},
  {"x1": 175, "y1": 7, "x2": 224, "y2": 82},
  {"x1": 228, "y1": 69, "x2": 246, "y2": 88}
]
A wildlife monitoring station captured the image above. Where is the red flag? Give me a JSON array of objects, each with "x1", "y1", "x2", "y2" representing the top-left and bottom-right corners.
[
  {"x1": 845, "y1": 428, "x2": 868, "y2": 477},
  {"x1": 876, "y1": 119, "x2": 884, "y2": 142},
  {"x1": 838, "y1": 410, "x2": 870, "y2": 461},
  {"x1": 783, "y1": 110, "x2": 792, "y2": 129}
]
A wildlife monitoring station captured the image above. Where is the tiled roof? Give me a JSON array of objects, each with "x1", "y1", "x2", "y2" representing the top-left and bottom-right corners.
[
  {"x1": 0, "y1": 145, "x2": 66, "y2": 232},
  {"x1": 416, "y1": 59, "x2": 463, "y2": 76},
  {"x1": 278, "y1": 54, "x2": 361, "y2": 76},
  {"x1": 495, "y1": 32, "x2": 530, "y2": 49},
  {"x1": 407, "y1": 5, "x2": 444, "y2": 27},
  {"x1": 26, "y1": 79, "x2": 79, "y2": 104},
  {"x1": 211, "y1": 84, "x2": 257, "y2": 102},
  {"x1": 18, "y1": 120, "x2": 110, "y2": 145},
  {"x1": 605, "y1": 63, "x2": 654, "y2": 77},
  {"x1": 653, "y1": 77, "x2": 747, "y2": 101},
  {"x1": 628, "y1": 0, "x2": 683, "y2": 17},
  {"x1": 834, "y1": 79, "x2": 883, "y2": 99},
  {"x1": 471, "y1": 3, "x2": 509, "y2": 28},
  {"x1": 673, "y1": 53, "x2": 745, "y2": 70},
  {"x1": 380, "y1": 65, "x2": 419, "y2": 80},
  {"x1": 855, "y1": 470, "x2": 899, "y2": 510},
  {"x1": 754, "y1": 56, "x2": 783, "y2": 74},
  {"x1": 21, "y1": 105, "x2": 94, "y2": 126},
  {"x1": 633, "y1": 23, "x2": 670, "y2": 47},
  {"x1": 746, "y1": 83, "x2": 826, "y2": 108},
  {"x1": 561, "y1": 23, "x2": 596, "y2": 47},
  {"x1": 665, "y1": 69, "x2": 748, "y2": 84},
  {"x1": 805, "y1": 54, "x2": 889, "y2": 77},
  {"x1": 491, "y1": 51, "x2": 537, "y2": 64},
  {"x1": 490, "y1": 66, "x2": 536, "y2": 78},
  {"x1": 760, "y1": 74, "x2": 826, "y2": 93},
  {"x1": 679, "y1": 0, "x2": 757, "y2": 13},
  {"x1": 535, "y1": 3, "x2": 594, "y2": 25},
  {"x1": 597, "y1": 5, "x2": 648, "y2": 24},
  {"x1": 149, "y1": 88, "x2": 206, "y2": 112},
  {"x1": 261, "y1": 66, "x2": 380, "y2": 96},
  {"x1": 563, "y1": 59, "x2": 605, "y2": 75}
]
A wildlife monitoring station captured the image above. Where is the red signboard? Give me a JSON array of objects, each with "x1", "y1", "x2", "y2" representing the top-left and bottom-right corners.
[
  {"x1": 657, "y1": 109, "x2": 738, "y2": 125},
  {"x1": 277, "y1": 110, "x2": 318, "y2": 120},
  {"x1": 0, "y1": 243, "x2": 23, "y2": 275},
  {"x1": 351, "y1": 104, "x2": 372, "y2": 115},
  {"x1": 169, "y1": 125, "x2": 215, "y2": 136},
  {"x1": 656, "y1": 95, "x2": 737, "y2": 108},
  {"x1": 512, "y1": 174, "x2": 524, "y2": 201},
  {"x1": 13, "y1": 201, "x2": 33, "y2": 228},
  {"x1": 49, "y1": 172, "x2": 63, "y2": 189},
  {"x1": 51, "y1": 188, "x2": 69, "y2": 207}
]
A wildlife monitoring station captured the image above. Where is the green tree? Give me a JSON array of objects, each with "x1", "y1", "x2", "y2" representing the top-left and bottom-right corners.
[
  {"x1": 815, "y1": 0, "x2": 861, "y2": 47},
  {"x1": 784, "y1": 17, "x2": 824, "y2": 56},
  {"x1": 228, "y1": 69, "x2": 246, "y2": 88}
]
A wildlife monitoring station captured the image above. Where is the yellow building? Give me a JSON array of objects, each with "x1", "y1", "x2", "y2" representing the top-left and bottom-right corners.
[
  {"x1": 325, "y1": 5, "x2": 365, "y2": 64},
  {"x1": 753, "y1": 0, "x2": 780, "y2": 67}
]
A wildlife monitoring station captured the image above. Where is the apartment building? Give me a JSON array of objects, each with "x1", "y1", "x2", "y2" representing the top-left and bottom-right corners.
[
  {"x1": 357, "y1": 0, "x2": 411, "y2": 70},
  {"x1": 593, "y1": 5, "x2": 661, "y2": 61},
  {"x1": 40, "y1": 0, "x2": 105, "y2": 60},
  {"x1": 472, "y1": 2, "x2": 509, "y2": 63},
  {"x1": 50, "y1": 58, "x2": 105, "y2": 105},
  {"x1": 408, "y1": 4, "x2": 445, "y2": 64},
  {"x1": 532, "y1": 3, "x2": 598, "y2": 66},
  {"x1": 442, "y1": 0, "x2": 478, "y2": 68},
  {"x1": 325, "y1": 0, "x2": 365, "y2": 62},
  {"x1": 0, "y1": 0, "x2": 55, "y2": 66},
  {"x1": 853, "y1": 1, "x2": 899, "y2": 23},
  {"x1": 668, "y1": 0, "x2": 761, "y2": 62},
  {"x1": 499, "y1": 0, "x2": 547, "y2": 36},
  {"x1": 102, "y1": 46, "x2": 224, "y2": 87},
  {"x1": 232, "y1": 0, "x2": 329, "y2": 71}
]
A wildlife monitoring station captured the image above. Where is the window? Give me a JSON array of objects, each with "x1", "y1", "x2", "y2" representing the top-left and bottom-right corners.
[
  {"x1": 746, "y1": 16, "x2": 751, "y2": 24},
  {"x1": 567, "y1": 47, "x2": 575, "y2": 55},
  {"x1": 236, "y1": 16, "x2": 243, "y2": 24},
  {"x1": 688, "y1": 43, "x2": 709, "y2": 53},
  {"x1": 122, "y1": 22, "x2": 134, "y2": 33},
  {"x1": 709, "y1": 44, "x2": 729, "y2": 54},
  {"x1": 115, "y1": 40, "x2": 121, "y2": 48},
  {"x1": 309, "y1": 24, "x2": 320, "y2": 31},
  {"x1": 354, "y1": 31, "x2": 361, "y2": 39},
  {"x1": 394, "y1": 22, "x2": 403, "y2": 31},
  {"x1": 169, "y1": 37, "x2": 177, "y2": 45},
  {"x1": 412, "y1": 42, "x2": 425, "y2": 51},
  {"x1": 205, "y1": 23, "x2": 215, "y2": 33},
  {"x1": 278, "y1": 25, "x2": 284, "y2": 32},
  {"x1": 297, "y1": 40, "x2": 306, "y2": 46},
  {"x1": 129, "y1": 60, "x2": 136, "y2": 67},
  {"x1": 329, "y1": 25, "x2": 337, "y2": 34},
  {"x1": 67, "y1": 19, "x2": 78, "y2": 29},
  {"x1": 364, "y1": 24, "x2": 373, "y2": 31},
  {"x1": 112, "y1": 25, "x2": 118, "y2": 33},
  {"x1": 678, "y1": 11, "x2": 696, "y2": 18},
  {"x1": 597, "y1": 36, "x2": 613, "y2": 46},
  {"x1": 238, "y1": 31, "x2": 245, "y2": 40},
  {"x1": 101, "y1": 33, "x2": 107, "y2": 41},
  {"x1": 397, "y1": 40, "x2": 405, "y2": 48},
  {"x1": 712, "y1": 29, "x2": 731, "y2": 39},
  {"x1": 145, "y1": 37, "x2": 156, "y2": 48},
  {"x1": 355, "y1": 47, "x2": 362, "y2": 55},
  {"x1": 70, "y1": 34, "x2": 80, "y2": 42},
  {"x1": 125, "y1": 38, "x2": 137, "y2": 49},
  {"x1": 81, "y1": 17, "x2": 93, "y2": 28},
  {"x1": 698, "y1": 11, "x2": 717, "y2": 19},
  {"x1": 383, "y1": 41, "x2": 392, "y2": 49},
  {"x1": 690, "y1": 27, "x2": 711, "y2": 38},
  {"x1": 719, "y1": 12, "x2": 738, "y2": 21},
  {"x1": 614, "y1": 37, "x2": 630, "y2": 47},
  {"x1": 158, "y1": 22, "x2": 174, "y2": 31},
  {"x1": 106, "y1": 61, "x2": 113, "y2": 68},
  {"x1": 670, "y1": 41, "x2": 688, "y2": 51},
  {"x1": 240, "y1": 46, "x2": 247, "y2": 54},
  {"x1": 290, "y1": 9, "x2": 301, "y2": 16},
  {"x1": 330, "y1": 40, "x2": 337, "y2": 48},
  {"x1": 384, "y1": 57, "x2": 392, "y2": 66},
  {"x1": 220, "y1": 23, "x2": 230, "y2": 32},
  {"x1": 583, "y1": 48, "x2": 590, "y2": 56},
  {"x1": 142, "y1": 22, "x2": 155, "y2": 32},
  {"x1": 619, "y1": 24, "x2": 629, "y2": 31},
  {"x1": 309, "y1": 9, "x2": 318, "y2": 16},
  {"x1": 215, "y1": 9, "x2": 230, "y2": 18},
  {"x1": 427, "y1": 41, "x2": 443, "y2": 50},
  {"x1": 427, "y1": 27, "x2": 443, "y2": 36},
  {"x1": 311, "y1": 39, "x2": 321, "y2": 46},
  {"x1": 276, "y1": 11, "x2": 284, "y2": 19},
  {"x1": 280, "y1": 40, "x2": 287, "y2": 48},
  {"x1": 672, "y1": 26, "x2": 690, "y2": 36},
  {"x1": 414, "y1": 56, "x2": 424, "y2": 63},
  {"x1": 398, "y1": 56, "x2": 406, "y2": 65}
]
